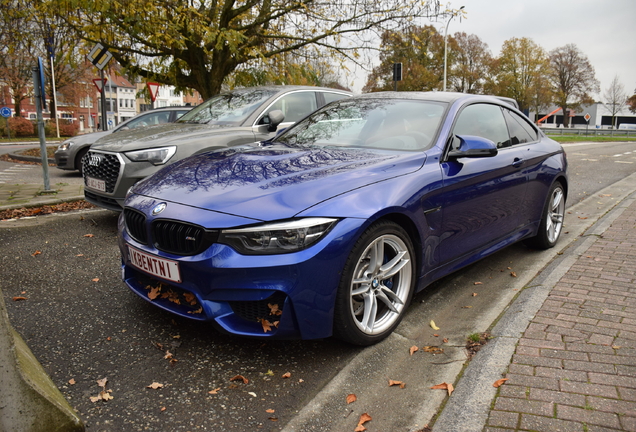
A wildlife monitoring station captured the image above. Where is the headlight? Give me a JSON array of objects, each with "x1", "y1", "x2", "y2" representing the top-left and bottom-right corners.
[
  {"x1": 124, "y1": 146, "x2": 176, "y2": 165},
  {"x1": 219, "y1": 218, "x2": 338, "y2": 255},
  {"x1": 58, "y1": 140, "x2": 73, "y2": 151}
]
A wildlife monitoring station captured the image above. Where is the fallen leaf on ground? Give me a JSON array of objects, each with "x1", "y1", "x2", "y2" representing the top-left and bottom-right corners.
[
  {"x1": 69, "y1": 378, "x2": 76, "y2": 385},
  {"x1": 472, "y1": 292, "x2": 478, "y2": 296},
  {"x1": 493, "y1": 378, "x2": 508, "y2": 388},
  {"x1": 355, "y1": 413, "x2": 372, "y2": 431},
  {"x1": 31, "y1": 250, "x2": 41, "y2": 256},
  {"x1": 160, "y1": 407, "x2": 166, "y2": 412},
  {"x1": 346, "y1": 394, "x2": 357, "y2": 404},
  {"x1": 266, "y1": 409, "x2": 275, "y2": 413},
  {"x1": 410, "y1": 345, "x2": 419, "y2": 355},
  {"x1": 230, "y1": 375, "x2": 249, "y2": 384},
  {"x1": 12, "y1": 296, "x2": 27, "y2": 301},
  {"x1": 248, "y1": 392, "x2": 257, "y2": 397},
  {"x1": 422, "y1": 346, "x2": 444, "y2": 354},
  {"x1": 147, "y1": 382, "x2": 164, "y2": 389},
  {"x1": 265, "y1": 370, "x2": 274, "y2": 376},
  {"x1": 510, "y1": 271, "x2": 517, "y2": 277},
  {"x1": 92, "y1": 278, "x2": 100, "y2": 282},
  {"x1": 474, "y1": 281, "x2": 483, "y2": 285},
  {"x1": 96, "y1": 378, "x2": 108, "y2": 388},
  {"x1": 431, "y1": 382, "x2": 454, "y2": 396},
  {"x1": 443, "y1": 338, "x2": 449, "y2": 343},
  {"x1": 84, "y1": 234, "x2": 95, "y2": 238},
  {"x1": 208, "y1": 387, "x2": 221, "y2": 394},
  {"x1": 389, "y1": 379, "x2": 406, "y2": 388},
  {"x1": 282, "y1": 372, "x2": 291, "y2": 378},
  {"x1": 164, "y1": 351, "x2": 173, "y2": 359},
  {"x1": 430, "y1": 320, "x2": 440, "y2": 330}
]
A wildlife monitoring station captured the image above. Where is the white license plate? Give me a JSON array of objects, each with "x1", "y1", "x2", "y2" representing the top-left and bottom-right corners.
[
  {"x1": 127, "y1": 245, "x2": 181, "y2": 283},
  {"x1": 85, "y1": 176, "x2": 106, "y2": 192}
]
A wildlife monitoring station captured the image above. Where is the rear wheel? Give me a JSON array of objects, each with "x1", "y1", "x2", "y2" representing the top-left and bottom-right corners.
[
  {"x1": 333, "y1": 221, "x2": 416, "y2": 346},
  {"x1": 525, "y1": 182, "x2": 565, "y2": 249}
]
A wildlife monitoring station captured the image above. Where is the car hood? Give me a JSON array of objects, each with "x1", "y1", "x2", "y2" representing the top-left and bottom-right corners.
[
  {"x1": 131, "y1": 144, "x2": 426, "y2": 221},
  {"x1": 68, "y1": 129, "x2": 111, "y2": 145},
  {"x1": 91, "y1": 123, "x2": 243, "y2": 152}
]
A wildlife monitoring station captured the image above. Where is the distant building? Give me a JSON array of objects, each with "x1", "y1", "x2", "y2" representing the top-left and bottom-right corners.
[{"x1": 534, "y1": 102, "x2": 636, "y2": 129}]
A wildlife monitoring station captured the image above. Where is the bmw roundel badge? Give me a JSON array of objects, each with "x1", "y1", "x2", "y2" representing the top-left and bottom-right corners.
[{"x1": 152, "y1": 202, "x2": 167, "y2": 216}]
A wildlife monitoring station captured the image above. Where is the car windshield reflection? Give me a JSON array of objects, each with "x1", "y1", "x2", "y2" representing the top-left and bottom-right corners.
[
  {"x1": 276, "y1": 99, "x2": 447, "y2": 151},
  {"x1": 177, "y1": 89, "x2": 277, "y2": 125}
]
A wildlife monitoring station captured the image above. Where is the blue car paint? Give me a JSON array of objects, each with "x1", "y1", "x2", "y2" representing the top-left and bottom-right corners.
[{"x1": 118, "y1": 92, "x2": 567, "y2": 340}]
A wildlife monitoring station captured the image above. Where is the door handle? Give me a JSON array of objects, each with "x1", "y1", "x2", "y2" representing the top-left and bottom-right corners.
[{"x1": 512, "y1": 158, "x2": 524, "y2": 168}]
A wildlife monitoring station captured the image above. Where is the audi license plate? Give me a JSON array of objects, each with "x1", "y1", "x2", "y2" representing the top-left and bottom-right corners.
[
  {"x1": 85, "y1": 176, "x2": 106, "y2": 192},
  {"x1": 127, "y1": 245, "x2": 182, "y2": 283}
]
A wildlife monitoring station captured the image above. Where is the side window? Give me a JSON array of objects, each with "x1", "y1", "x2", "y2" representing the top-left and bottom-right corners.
[
  {"x1": 452, "y1": 104, "x2": 510, "y2": 149},
  {"x1": 174, "y1": 110, "x2": 190, "y2": 120},
  {"x1": 503, "y1": 109, "x2": 538, "y2": 145},
  {"x1": 322, "y1": 92, "x2": 349, "y2": 105},
  {"x1": 259, "y1": 92, "x2": 318, "y2": 124}
]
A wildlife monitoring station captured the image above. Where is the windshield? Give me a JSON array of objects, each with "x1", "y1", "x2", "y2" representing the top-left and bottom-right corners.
[
  {"x1": 177, "y1": 89, "x2": 277, "y2": 125},
  {"x1": 276, "y1": 98, "x2": 447, "y2": 151}
]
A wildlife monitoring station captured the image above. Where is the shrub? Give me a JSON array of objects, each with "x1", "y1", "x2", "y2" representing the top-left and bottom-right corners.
[
  {"x1": 8, "y1": 116, "x2": 35, "y2": 137},
  {"x1": 44, "y1": 120, "x2": 80, "y2": 137},
  {"x1": 59, "y1": 120, "x2": 79, "y2": 137}
]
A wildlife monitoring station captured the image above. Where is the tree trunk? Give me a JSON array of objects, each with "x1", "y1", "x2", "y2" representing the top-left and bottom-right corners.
[{"x1": 561, "y1": 105, "x2": 570, "y2": 128}]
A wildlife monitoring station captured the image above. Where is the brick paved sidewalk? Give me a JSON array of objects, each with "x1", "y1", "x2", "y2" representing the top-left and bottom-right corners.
[{"x1": 486, "y1": 201, "x2": 636, "y2": 431}]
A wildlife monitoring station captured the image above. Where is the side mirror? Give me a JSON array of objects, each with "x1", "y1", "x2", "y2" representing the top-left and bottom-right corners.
[
  {"x1": 264, "y1": 110, "x2": 285, "y2": 132},
  {"x1": 447, "y1": 135, "x2": 498, "y2": 159}
]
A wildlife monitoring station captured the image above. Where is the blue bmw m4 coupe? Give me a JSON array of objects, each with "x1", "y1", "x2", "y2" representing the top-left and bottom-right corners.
[{"x1": 118, "y1": 91, "x2": 567, "y2": 345}]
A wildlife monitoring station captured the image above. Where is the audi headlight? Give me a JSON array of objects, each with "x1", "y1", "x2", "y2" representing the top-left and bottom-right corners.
[
  {"x1": 219, "y1": 218, "x2": 338, "y2": 255},
  {"x1": 124, "y1": 146, "x2": 176, "y2": 165},
  {"x1": 58, "y1": 140, "x2": 73, "y2": 151}
]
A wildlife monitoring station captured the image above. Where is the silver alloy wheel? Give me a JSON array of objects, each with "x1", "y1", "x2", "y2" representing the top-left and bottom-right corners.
[
  {"x1": 547, "y1": 185, "x2": 565, "y2": 244},
  {"x1": 349, "y1": 234, "x2": 412, "y2": 335}
]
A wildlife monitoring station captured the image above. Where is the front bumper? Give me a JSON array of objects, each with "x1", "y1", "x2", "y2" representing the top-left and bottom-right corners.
[{"x1": 117, "y1": 207, "x2": 363, "y2": 340}]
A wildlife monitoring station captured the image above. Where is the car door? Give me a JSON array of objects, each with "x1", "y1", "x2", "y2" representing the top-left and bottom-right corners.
[{"x1": 438, "y1": 102, "x2": 529, "y2": 264}]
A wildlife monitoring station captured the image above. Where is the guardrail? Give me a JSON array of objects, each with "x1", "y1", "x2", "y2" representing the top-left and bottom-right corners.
[{"x1": 542, "y1": 128, "x2": 636, "y2": 137}]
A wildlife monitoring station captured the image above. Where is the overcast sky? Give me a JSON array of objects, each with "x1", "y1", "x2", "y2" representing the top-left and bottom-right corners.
[{"x1": 351, "y1": 0, "x2": 636, "y2": 99}]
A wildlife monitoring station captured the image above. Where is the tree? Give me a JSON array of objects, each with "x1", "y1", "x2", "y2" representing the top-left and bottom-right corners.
[
  {"x1": 491, "y1": 37, "x2": 548, "y2": 112},
  {"x1": 548, "y1": 44, "x2": 599, "y2": 128},
  {"x1": 629, "y1": 89, "x2": 636, "y2": 114},
  {"x1": 0, "y1": 0, "x2": 36, "y2": 116},
  {"x1": 448, "y1": 32, "x2": 492, "y2": 94},
  {"x1": 602, "y1": 75, "x2": 628, "y2": 128},
  {"x1": 46, "y1": 0, "x2": 445, "y2": 99},
  {"x1": 363, "y1": 25, "x2": 445, "y2": 92}
]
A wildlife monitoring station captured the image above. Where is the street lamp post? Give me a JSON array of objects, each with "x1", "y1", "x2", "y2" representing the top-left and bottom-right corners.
[{"x1": 443, "y1": 5, "x2": 464, "y2": 92}]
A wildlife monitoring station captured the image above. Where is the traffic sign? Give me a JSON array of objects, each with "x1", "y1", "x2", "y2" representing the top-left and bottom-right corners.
[
  {"x1": 147, "y1": 82, "x2": 160, "y2": 102},
  {"x1": 87, "y1": 43, "x2": 112, "y2": 70},
  {"x1": 93, "y1": 78, "x2": 108, "y2": 93},
  {"x1": 0, "y1": 107, "x2": 11, "y2": 118},
  {"x1": 584, "y1": 113, "x2": 591, "y2": 122}
]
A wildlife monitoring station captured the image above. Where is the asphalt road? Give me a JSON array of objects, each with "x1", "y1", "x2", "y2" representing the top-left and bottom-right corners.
[{"x1": 0, "y1": 140, "x2": 635, "y2": 431}]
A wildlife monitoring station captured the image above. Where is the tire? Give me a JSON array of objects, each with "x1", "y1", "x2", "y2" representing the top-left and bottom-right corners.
[
  {"x1": 75, "y1": 147, "x2": 89, "y2": 176},
  {"x1": 525, "y1": 181, "x2": 566, "y2": 250},
  {"x1": 333, "y1": 220, "x2": 416, "y2": 346}
]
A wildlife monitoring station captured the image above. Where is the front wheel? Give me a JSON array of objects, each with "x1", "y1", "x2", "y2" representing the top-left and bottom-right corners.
[
  {"x1": 333, "y1": 221, "x2": 416, "y2": 346},
  {"x1": 525, "y1": 182, "x2": 566, "y2": 249}
]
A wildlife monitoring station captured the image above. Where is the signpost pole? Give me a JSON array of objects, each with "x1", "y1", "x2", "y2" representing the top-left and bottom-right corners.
[
  {"x1": 0, "y1": 108, "x2": 11, "y2": 139},
  {"x1": 100, "y1": 69, "x2": 108, "y2": 131},
  {"x1": 32, "y1": 63, "x2": 50, "y2": 191}
]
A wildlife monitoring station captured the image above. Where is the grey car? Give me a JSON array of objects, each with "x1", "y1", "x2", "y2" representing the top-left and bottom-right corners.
[
  {"x1": 82, "y1": 85, "x2": 352, "y2": 211},
  {"x1": 55, "y1": 106, "x2": 192, "y2": 174}
]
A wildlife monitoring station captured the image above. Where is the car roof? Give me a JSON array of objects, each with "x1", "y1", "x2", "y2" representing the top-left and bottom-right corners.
[
  {"x1": 354, "y1": 91, "x2": 517, "y2": 107},
  {"x1": 220, "y1": 85, "x2": 352, "y2": 95}
]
